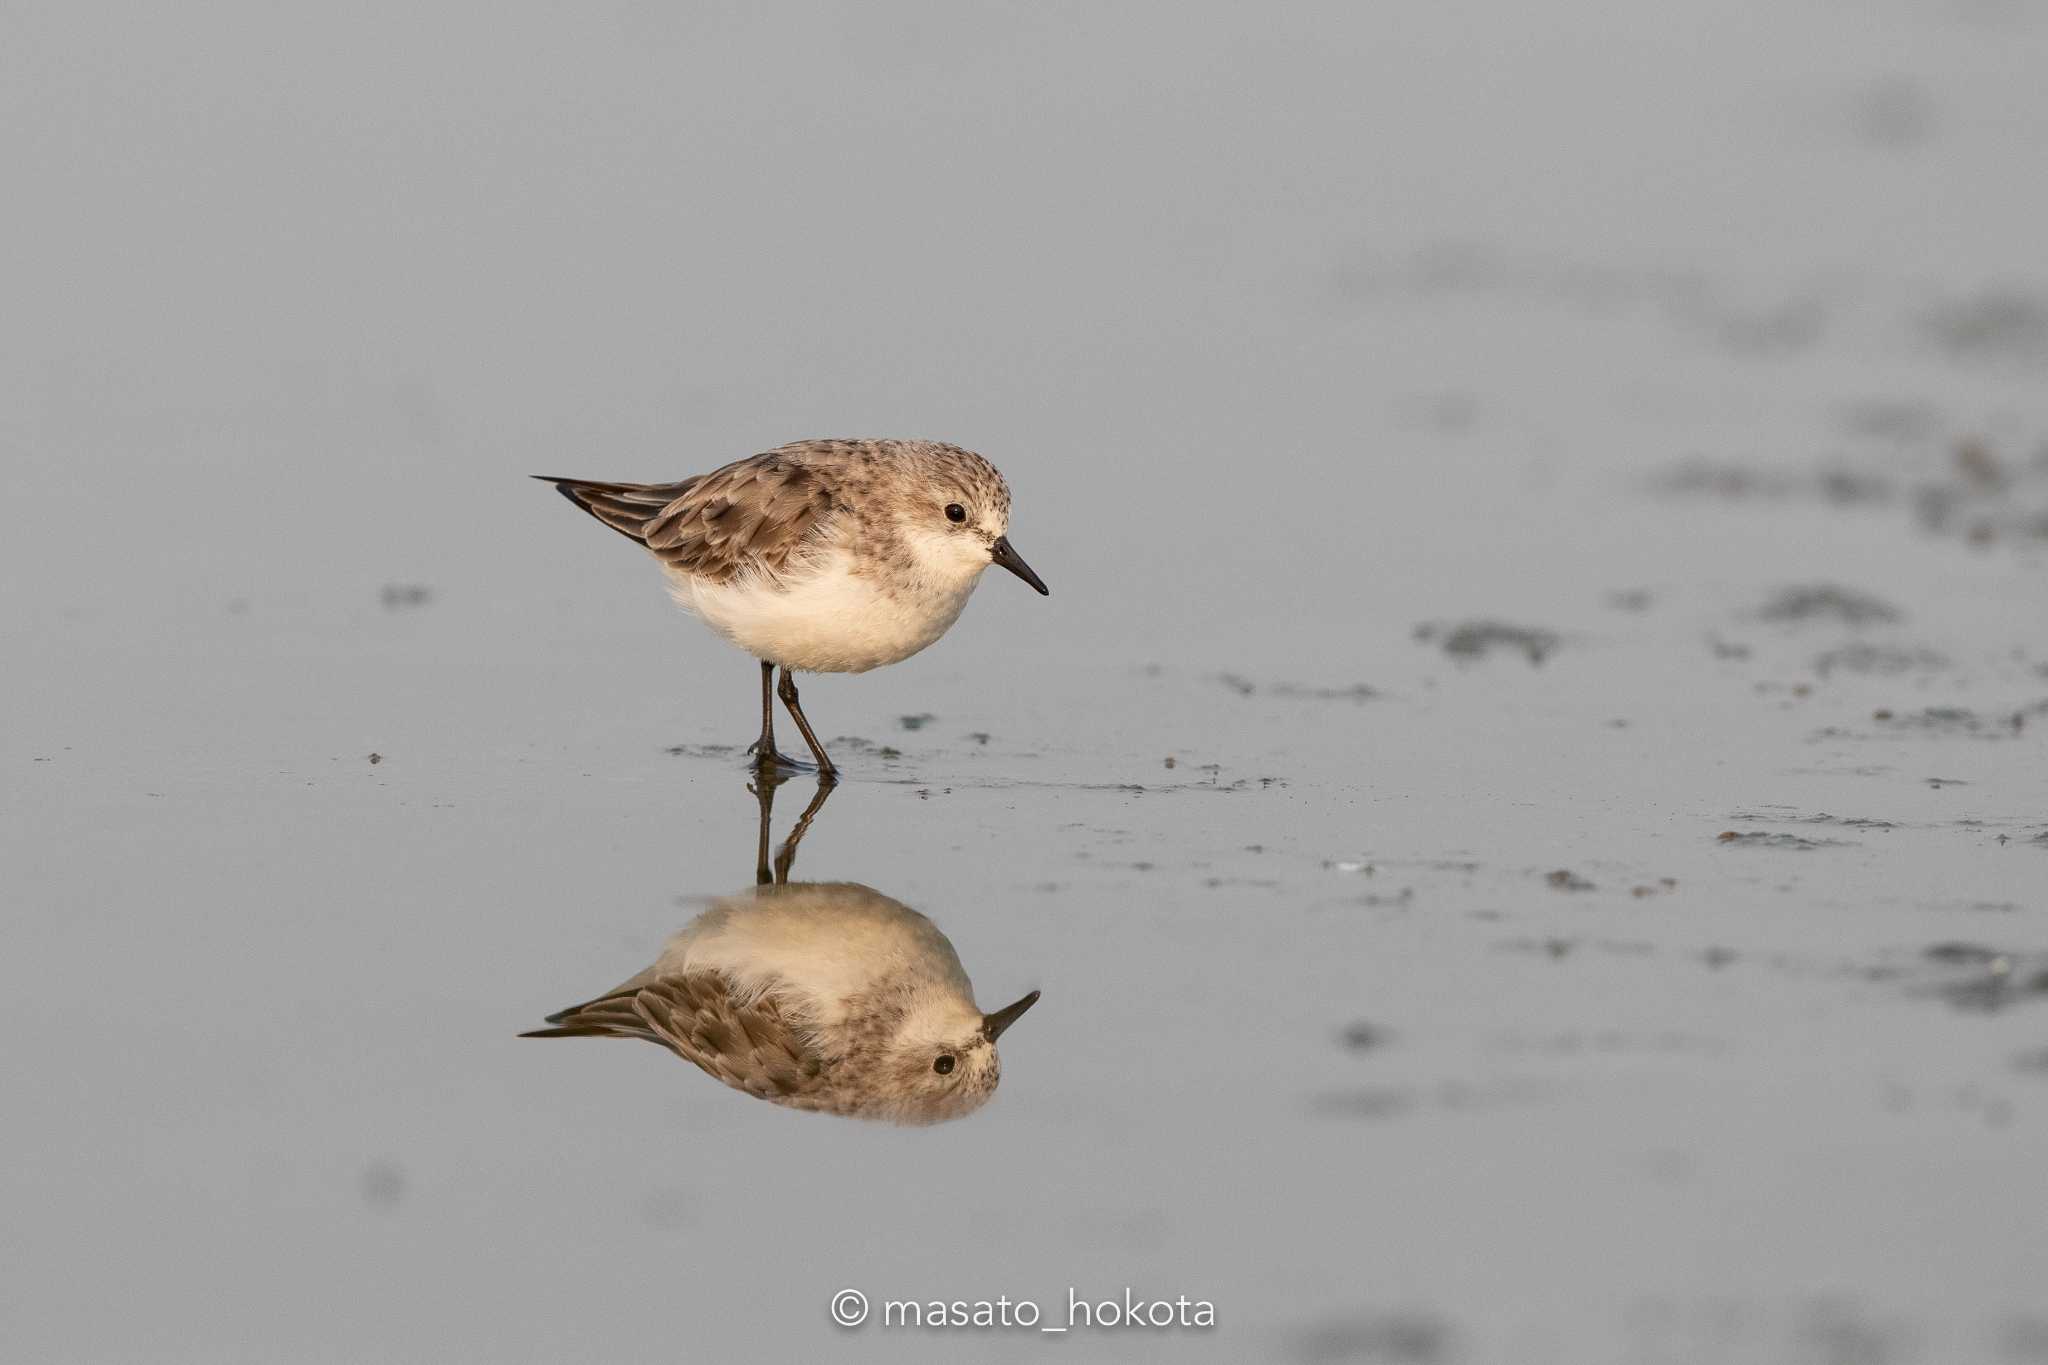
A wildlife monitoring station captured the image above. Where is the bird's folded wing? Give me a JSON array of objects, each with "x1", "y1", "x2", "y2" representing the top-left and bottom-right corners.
[
  {"x1": 531, "y1": 974, "x2": 829, "y2": 1103},
  {"x1": 637, "y1": 454, "x2": 841, "y2": 584}
]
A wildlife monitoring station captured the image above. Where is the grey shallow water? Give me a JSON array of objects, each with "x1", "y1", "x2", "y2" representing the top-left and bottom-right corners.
[{"x1": 6, "y1": 3, "x2": 2048, "y2": 1362}]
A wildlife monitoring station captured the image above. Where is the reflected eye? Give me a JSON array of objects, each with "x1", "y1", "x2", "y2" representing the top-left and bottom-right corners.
[
  {"x1": 933, "y1": 1055, "x2": 956, "y2": 1075},
  {"x1": 944, "y1": 504, "x2": 966, "y2": 524}
]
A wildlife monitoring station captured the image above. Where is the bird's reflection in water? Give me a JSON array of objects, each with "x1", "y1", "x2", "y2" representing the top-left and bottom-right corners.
[{"x1": 523, "y1": 776, "x2": 1040, "y2": 1125}]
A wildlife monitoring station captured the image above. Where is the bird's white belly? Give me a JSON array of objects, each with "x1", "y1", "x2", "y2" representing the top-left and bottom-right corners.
[{"x1": 667, "y1": 553, "x2": 977, "y2": 674}]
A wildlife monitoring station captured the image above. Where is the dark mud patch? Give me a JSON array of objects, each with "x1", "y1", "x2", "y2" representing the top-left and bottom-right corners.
[
  {"x1": 826, "y1": 736, "x2": 905, "y2": 758},
  {"x1": 896, "y1": 713, "x2": 935, "y2": 731},
  {"x1": 1716, "y1": 830, "x2": 1857, "y2": 850},
  {"x1": 1544, "y1": 868, "x2": 1595, "y2": 892},
  {"x1": 1811, "y1": 704, "x2": 2045, "y2": 741},
  {"x1": 379, "y1": 583, "x2": 434, "y2": 610},
  {"x1": 1656, "y1": 421, "x2": 2048, "y2": 551},
  {"x1": 1900, "y1": 944, "x2": 2048, "y2": 1012},
  {"x1": 1874, "y1": 704, "x2": 2042, "y2": 737},
  {"x1": 1496, "y1": 937, "x2": 1655, "y2": 960},
  {"x1": 1271, "y1": 681, "x2": 1382, "y2": 702},
  {"x1": 1337, "y1": 1021, "x2": 1392, "y2": 1052},
  {"x1": 1413, "y1": 619, "x2": 1561, "y2": 665},
  {"x1": 359, "y1": 1158, "x2": 408, "y2": 1211},
  {"x1": 878, "y1": 774, "x2": 1285, "y2": 797},
  {"x1": 1218, "y1": 673, "x2": 1381, "y2": 702},
  {"x1": 1918, "y1": 286, "x2": 2048, "y2": 366},
  {"x1": 1812, "y1": 643, "x2": 1947, "y2": 678},
  {"x1": 1755, "y1": 584, "x2": 1903, "y2": 627},
  {"x1": 1912, "y1": 437, "x2": 2048, "y2": 546},
  {"x1": 1308, "y1": 1077, "x2": 1553, "y2": 1122},
  {"x1": 1727, "y1": 809, "x2": 1900, "y2": 830},
  {"x1": 1292, "y1": 1311, "x2": 1455, "y2": 1363},
  {"x1": 1653, "y1": 456, "x2": 1896, "y2": 507},
  {"x1": 662, "y1": 743, "x2": 740, "y2": 759}
]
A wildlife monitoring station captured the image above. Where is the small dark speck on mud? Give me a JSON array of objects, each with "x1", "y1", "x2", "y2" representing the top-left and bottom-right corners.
[
  {"x1": 360, "y1": 1159, "x2": 407, "y2": 1210},
  {"x1": 379, "y1": 583, "x2": 434, "y2": 610},
  {"x1": 1703, "y1": 946, "x2": 1738, "y2": 969},
  {"x1": 897, "y1": 713, "x2": 935, "y2": 731},
  {"x1": 877, "y1": 746, "x2": 901, "y2": 759},
  {"x1": 1955, "y1": 437, "x2": 2005, "y2": 490},
  {"x1": 1293, "y1": 1312, "x2": 1453, "y2": 1364},
  {"x1": 1414, "y1": 619, "x2": 1561, "y2": 665},
  {"x1": 1756, "y1": 584, "x2": 1903, "y2": 626},
  {"x1": 367, "y1": 753, "x2": 383, "y2": 765},
  {"x1": 1163, "y1": 756, "x2": 1177, "y2": 769},
  {"x1": 1926, "y1": 777, "x2": 1967, "y2": 789},
  {"x1": 1708, "y1": 634, "x2": 1753, "y2": 660},
  {"x1": 1631, "y1": 878, "x2": 1679, "y2": 898},
  {"x1": 1546, "y1": 869, "x2": 1595, "y2": 892},
  {"x1": 1605, "y1": 588, "x2": 1655, "y2": 612},
  {"x1": 1338, "y1": 1021, "x2": 1391, "y2": 1052},
  {"x1": 967, "y1": 732, "x2": 990, "y2": 745},
  {"x1": 1217, "y1": 672, "x2": 1257, "y2": 696}
]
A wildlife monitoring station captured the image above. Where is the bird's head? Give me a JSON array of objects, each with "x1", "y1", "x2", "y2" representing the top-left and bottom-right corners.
[
  {"x1": 890, "y1": 446, "x2": 1048, "y2": 597},
  {"x1": 865, "y1": 987, "x2": 1041, "y2": 1125}
]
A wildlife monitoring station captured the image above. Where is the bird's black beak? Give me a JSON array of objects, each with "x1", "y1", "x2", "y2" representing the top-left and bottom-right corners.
[
  {"x1": 981, "y1": 989, "x2": 1040, "y2": 1042},
  {"x1": 990, "y1": 537, "x2": 1049, "y2": 596}
]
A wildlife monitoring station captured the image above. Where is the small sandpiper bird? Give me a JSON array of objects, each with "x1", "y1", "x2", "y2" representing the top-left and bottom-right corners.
[
  {"x1": 537, "y1": 439, "x2": 1048, "y2": 779},
  {"x1": 521, "y1": 881, "x2": 1041, "y2": 1125}
]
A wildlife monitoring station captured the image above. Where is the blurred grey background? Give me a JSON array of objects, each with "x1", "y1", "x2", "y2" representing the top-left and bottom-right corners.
[{"x1": 5, "y1": 3, "x2": 2047, "y2": 1363}]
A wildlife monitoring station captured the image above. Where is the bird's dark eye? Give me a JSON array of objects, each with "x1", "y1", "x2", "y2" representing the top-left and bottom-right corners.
[
  {"x1": 944, "y1": 504, "x2": 966, "y2": 524},
  {"x1": 933, "y1": 1054, "x2": 956, "y2": 1075}
]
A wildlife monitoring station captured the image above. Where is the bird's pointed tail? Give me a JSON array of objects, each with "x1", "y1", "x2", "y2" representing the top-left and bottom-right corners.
[{"x1": 531, "y1": 474, "x2": 695, "y2": 546}]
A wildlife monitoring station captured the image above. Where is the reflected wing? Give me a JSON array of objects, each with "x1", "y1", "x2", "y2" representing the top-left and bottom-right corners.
[
  {"x1": 523, "y1": 973, "x2": 831, "y2": 1104},
  {"x1": 537, "y1": 447, "x2": 842, "y2": 584}
]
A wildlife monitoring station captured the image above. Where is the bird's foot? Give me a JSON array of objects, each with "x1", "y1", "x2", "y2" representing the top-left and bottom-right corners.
[{"x1": 745, "y1": 741, "x2": 816, "y2": 776}]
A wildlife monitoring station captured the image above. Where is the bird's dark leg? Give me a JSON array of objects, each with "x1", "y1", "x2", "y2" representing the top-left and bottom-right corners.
[
  {"x1": 750, "y1": 776, "x2": 777, "y2": 885},
  {"x1": 777, "y1": 666, "x2": 838, "y2": 781},
  {"x1": 771, "y1": 778, "x2": 836, "y2": 884},
  {"x1": 745, "y1": 660, "x2": 807, "y2": 773},
  {"x1": 749, "y1": 772, "x2": 833, "y2": 884}
]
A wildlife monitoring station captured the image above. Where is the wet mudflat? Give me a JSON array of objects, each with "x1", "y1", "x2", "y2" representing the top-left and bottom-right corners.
[{"x1": 6, "y1": 4, "x2": 2048, "y2": 1363}]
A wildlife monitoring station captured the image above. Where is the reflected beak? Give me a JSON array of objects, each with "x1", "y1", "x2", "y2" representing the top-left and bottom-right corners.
[
  {"x1": 981, "y1": 989, "x2": 1041, "y2": 1042},
  {"x1": 989, "y1": 537, "x2": 1049, "y2": 596}
]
